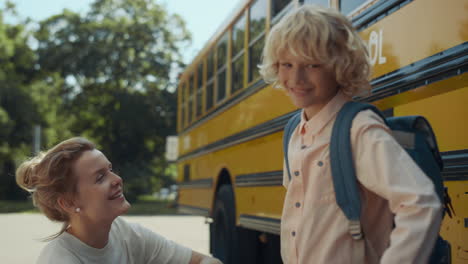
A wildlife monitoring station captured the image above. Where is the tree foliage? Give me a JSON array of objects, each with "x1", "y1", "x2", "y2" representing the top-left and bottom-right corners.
[
  {"x1": 0, "y1": 3, "x2": 57, "y2": 199},
  {"x1": 2, "y1": 0, "x2": 190, "y2": 200}
]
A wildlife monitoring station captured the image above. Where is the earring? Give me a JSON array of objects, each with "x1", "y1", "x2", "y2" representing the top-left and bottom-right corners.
[{"x1": 75, "y1": 207, "x2": 81, "y2": 213}]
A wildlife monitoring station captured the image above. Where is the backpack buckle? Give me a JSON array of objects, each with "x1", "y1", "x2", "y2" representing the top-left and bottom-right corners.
[{"x1": 349, "y1": 220, "x2": 363, "y2": 240}]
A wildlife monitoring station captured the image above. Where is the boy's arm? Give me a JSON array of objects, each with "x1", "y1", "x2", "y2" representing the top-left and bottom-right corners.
[{"x1": 352, "y1": 111, "x2": 442, "y2": 263}]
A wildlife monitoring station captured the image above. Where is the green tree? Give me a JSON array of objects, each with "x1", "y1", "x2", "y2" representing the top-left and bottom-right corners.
[
  {"x1": 34, "y1": 0, "x2": 190, "y2": 200},
  {"x1": 0, "y1": 2, "x2": 68, "y2": 199}
]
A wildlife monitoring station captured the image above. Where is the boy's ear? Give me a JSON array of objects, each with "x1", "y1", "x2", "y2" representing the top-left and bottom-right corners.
[{"x1": 57, "y1": 196, "x2": 75, "y2": 214}]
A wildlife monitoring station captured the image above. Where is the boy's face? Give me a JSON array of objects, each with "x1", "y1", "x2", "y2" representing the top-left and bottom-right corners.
[{"x1": 278, "y1": 50, "x2": 339, "y2": 118}]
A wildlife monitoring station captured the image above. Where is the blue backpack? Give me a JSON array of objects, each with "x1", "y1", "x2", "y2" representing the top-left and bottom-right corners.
[{"x1": 283, "y1": 101, "x2": 453, "y2": 264}]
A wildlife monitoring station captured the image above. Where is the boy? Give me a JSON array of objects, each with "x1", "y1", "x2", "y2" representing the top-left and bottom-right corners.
[{"x1": 259, "y1": 5, "x2": 442, "y2": 264}]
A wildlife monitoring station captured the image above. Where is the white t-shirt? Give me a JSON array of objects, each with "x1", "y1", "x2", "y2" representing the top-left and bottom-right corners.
[{"x1": 36, "y1": 217, "x2": 192, "y2": 264}]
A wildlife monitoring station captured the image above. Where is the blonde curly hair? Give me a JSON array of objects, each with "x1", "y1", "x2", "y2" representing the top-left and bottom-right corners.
[{"x1": 259, "y1": 4, "x2": 371, "y2": 97}]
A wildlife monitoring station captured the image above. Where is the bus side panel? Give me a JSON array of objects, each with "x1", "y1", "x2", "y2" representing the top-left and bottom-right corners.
[
  {"x1": 360, "y1": 0, "x2": 467, "y2": 78},
  {"x1": 393, "y1": 85, "x2": 468, "y2": 263}
]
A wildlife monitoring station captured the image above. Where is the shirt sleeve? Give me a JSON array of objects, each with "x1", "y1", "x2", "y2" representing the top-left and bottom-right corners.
[
  {"x1": 131, "y1": 222, "x2": 192, "y2": 264},
  {"x1": 351, "y1": 110, "x2": 443, "y2": 263}
]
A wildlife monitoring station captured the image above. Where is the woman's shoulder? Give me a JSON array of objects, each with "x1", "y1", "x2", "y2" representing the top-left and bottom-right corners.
[{"x1": 36, "y1": 236, "x2": 80, "y2": 264}]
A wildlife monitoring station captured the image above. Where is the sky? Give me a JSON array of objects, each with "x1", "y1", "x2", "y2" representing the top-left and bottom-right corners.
[{"x1": 4, "y1": 0, "x2": 241, "y2": 63}]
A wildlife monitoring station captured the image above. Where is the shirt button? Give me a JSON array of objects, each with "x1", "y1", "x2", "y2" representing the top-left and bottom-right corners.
[
  {"x1": 292, "y1": 231, "x2": 296, "y2": 237},
  {"x1": 318, "y1": 161, "x2": 324, "y2": 167},
  {"x1": 294, "y1": 171, "x2": 300, "y2": 176},
  {"x1": 295, "y1": 202, "x2": 301, "y2": 208}
]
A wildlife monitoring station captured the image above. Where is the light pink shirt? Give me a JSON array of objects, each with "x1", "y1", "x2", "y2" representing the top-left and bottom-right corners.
[{"x1": 281, "y1": 91, "x2": 442, "y2": 264}]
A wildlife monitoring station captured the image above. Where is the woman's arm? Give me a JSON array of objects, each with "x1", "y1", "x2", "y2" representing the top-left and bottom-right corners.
[{"x1": 189, "y1": 251, "x2": 222, "y2": 264}]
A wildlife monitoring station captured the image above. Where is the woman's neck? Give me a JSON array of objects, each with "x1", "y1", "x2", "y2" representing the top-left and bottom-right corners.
[{"x1": 67, "y1": 218, "x2": 113, "y2": 249}]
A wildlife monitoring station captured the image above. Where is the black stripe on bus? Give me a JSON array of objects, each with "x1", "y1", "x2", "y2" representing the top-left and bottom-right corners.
[
  {"x1": 177, "y1": 204, "x2": 210, "y2": 217},
  {"x1": 236, "y1": 171, "x2": 283, "y2": 187},
  {"x1": 177, "y1": 110, "x2": 297, "y2": 162},
  {"x1": 178, "y1": 178, "x2": 213, "y2": 189},
  {"x1": 442, "y1": 150, "x2": 468, "y2": 181},
  {"x1": 352, "y1": 0, "x2": 413, "y2": 31},
  {"x1": 239, "y1": 214, "x2": 281, "y2": 235},
  {"x1": 178, "y1": 43, "x2": 466, "y2": 161},
  {"x1": 357, "y1": 42, "x2": 468, "y2": 103}
]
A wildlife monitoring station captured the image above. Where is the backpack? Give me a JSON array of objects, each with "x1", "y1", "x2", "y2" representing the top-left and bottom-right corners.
[{"x1": 283, "y1": 101, "x2": 453, "y2": 264}]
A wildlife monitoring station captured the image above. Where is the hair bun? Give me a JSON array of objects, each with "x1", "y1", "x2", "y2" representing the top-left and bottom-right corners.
[{"x1": 16, "y1": 155, "x2": 43, "y2": 192}]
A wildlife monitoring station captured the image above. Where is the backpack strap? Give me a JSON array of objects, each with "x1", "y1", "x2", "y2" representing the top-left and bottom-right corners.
[
  {"x1": 330, "y1": 101, "x2": 386, "y2": 239},
  {"x1": 283, "y1": 111, "x2": 302, "y2": 182}
]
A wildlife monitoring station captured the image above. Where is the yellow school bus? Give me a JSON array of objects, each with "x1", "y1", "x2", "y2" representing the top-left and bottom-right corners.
[{"x1": 175, "y1": 0, "x2": 468, "y2": 263}]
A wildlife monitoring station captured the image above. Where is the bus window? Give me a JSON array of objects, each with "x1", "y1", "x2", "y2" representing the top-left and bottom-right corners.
[
  {"x1": 232, "y1": 13, "x2": 246, "y2": 57},
  {"x1": 178, "y1": 82, "x2": 184, "y2": 130},
  {"x1": 340, "y1": 0, "x2": 368, "y2": 14},
  {"x1": 183, "y1": 164, "x2": 190, "y2": 182},
  {"x1": 207, "y1": 50, "x2": 215, "y2": 81},
  {"x1": 216, "y1": 33, "x2": 228, "y2": 103},
  {"x1": 271, "y1": 0, "x2": 293, "y2": 21},
  {"x1": 183, "y1": 82, "x2": 188, "y2": 127},
  {"x1": 196, "y1": 63, "x2": 203, "y2": 117},
  {"x1": 180, "y1": 104, "x2": 185, "y2": 129},
  {"x1": 206, "y1": 81, "x2": 214, "y2": 111},
  {"x1": 232, "y1": 13, "x2": 246, "y2": 94},
  {"x1": 250, "y1": 0, "x2": 266, "y2": 40},
  {"x1": 197, "y1": 62, "x2": 203, "y2": 90},
  {"x1": 231, "y1": 53, "x2": 244, "y2": 93},
  {"x1": 304, "y1": 0, "x2": 329, "y2": 7},
  {"x1": 188, "y1": 74, "x2": 194, "y2": 124},
  {"x1": 217, "y1": 70, "x2": 226, "y2": 102},
  {"x1": 206, "y1": 50, "x2": 215, "y2": 112},
  {"x1": 249, "y1": 0, "x2": 267, "y2": 82},
  {"x1": 217, "y1": 33, "x2": 228, "y2": 70},
  {"x1": 249, "y1": 36, "x2": 264, "y2": 82}
]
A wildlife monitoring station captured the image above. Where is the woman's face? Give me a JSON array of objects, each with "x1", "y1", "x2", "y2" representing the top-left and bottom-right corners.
[{"x1": 71, "y1": 149, "x2": 130, "y2": 223}]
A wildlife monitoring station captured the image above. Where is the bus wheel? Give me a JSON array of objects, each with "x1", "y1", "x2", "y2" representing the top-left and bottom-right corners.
[{"x1": 213, "y1": 185, "x2": 239, "y2": 264}]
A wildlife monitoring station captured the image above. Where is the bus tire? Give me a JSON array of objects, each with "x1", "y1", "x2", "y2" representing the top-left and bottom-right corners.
[
  {"x1": 213, "y1": 185, "x2": 239, "y2": 264},
  {"x1": 212, "y1": 185, "x2": 238, "y2": 263}
]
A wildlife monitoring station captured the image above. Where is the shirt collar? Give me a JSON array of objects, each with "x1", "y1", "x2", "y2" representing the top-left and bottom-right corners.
[{"x1": 298, "y1": 91, "x2": 351, "y2": 135}]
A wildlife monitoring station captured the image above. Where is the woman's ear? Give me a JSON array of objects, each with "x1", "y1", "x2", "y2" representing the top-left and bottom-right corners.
[{"x1": 57, "y1": 196, "x2": 76, "y2": 215}]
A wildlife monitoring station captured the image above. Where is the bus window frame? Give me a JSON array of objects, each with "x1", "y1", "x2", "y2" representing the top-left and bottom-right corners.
[
  {"x1": 247, "y1": 0, "x2": 268, "y2": 85},
  {"x1": 188, "y1": 74, "x2": 194, "y2": 125},
  {"x1": 205, "y1": 49, "x2": 216, "y2": 113},
  {"x1": 196, "y1": 62, "x2": 204, "y2": 118},
  {"x1": 231, "y1": 11, "x2": 247, "y2": 95},
  {"x1": 302, "y1": 0, "x2": 331, "y2": 7},
  {"x1": 339, "y1": 0, "x2": 375, "y2": 16},
  {"x1": 177, "y1": 81, "x2": 184, "y2": 131},
  {"x1": 183, "y1": 81, "x2": 189, "y2": 128},
  {"x1": 271, "y1": 0, "x2": 295, "y2": 25},
  {"x1": 215, "y1": 32, "x2": 229, "y2": 105}
]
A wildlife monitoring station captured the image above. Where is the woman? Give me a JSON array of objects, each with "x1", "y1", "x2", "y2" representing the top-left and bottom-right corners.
[{"x1": 16, "y1": 137, "x2": 222, "y2": 264}]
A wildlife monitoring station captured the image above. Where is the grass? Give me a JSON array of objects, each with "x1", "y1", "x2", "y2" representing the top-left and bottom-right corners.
[
  {"x1": 0, "y1": 200, "x2": 38, "y2": 213},
  {"x1": 0, "y1": 196, "x2": 178, "y2": 215}
]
